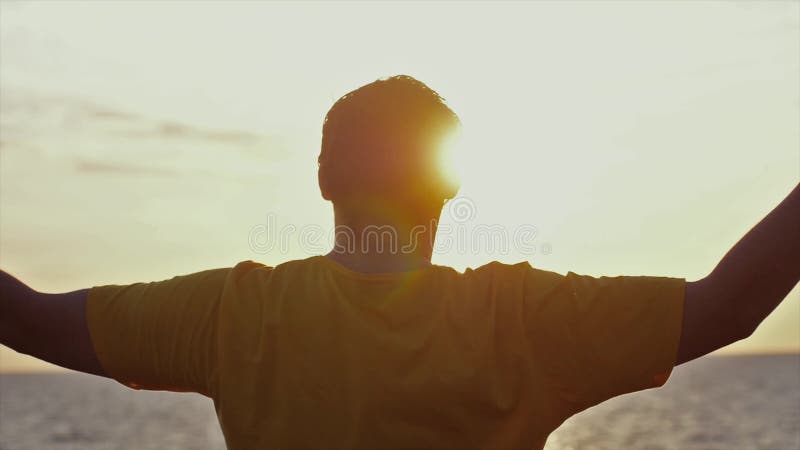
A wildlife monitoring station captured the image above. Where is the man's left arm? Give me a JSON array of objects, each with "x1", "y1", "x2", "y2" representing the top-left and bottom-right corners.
[{"x1": 677, "y1": 182, "x2": 800, "y2": 364}]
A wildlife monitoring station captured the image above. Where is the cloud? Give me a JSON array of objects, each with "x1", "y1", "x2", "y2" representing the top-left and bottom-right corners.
[
  {"x1": 1, "y1": 87, "x2": 280, "y2": 150},
  {"x1": 2, "y1": 87, "x2": 298, "y2": 182},
  {"x1": 73, "y1": 159, "x2": 179, "y2": 176},
  {"x1": 88, "y1": 107, "x2": 141, "y2": 121},
  {"x1": 143, "y1": 121, "x2": 265, "y2": 145}
]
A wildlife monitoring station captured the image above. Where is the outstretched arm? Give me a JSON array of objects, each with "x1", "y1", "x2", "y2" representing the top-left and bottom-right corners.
[
  {"x1": 0, "y1": 271, "x2": 106, "y2": 376},
  {"x1": 677, "y1": 182, "x2": 800, "y2": 365}
]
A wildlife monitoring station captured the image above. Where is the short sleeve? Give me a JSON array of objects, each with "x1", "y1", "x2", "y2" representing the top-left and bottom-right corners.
[
  {"x1": 86, "y1": 268, "x2": 229, "y2": 396},
  {"x1": 524, "y1": 269, "x2": 685, "y2": 415}
]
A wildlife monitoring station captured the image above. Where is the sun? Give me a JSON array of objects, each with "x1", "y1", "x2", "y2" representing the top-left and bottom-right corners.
[{"x1": 437, "y1": 127, "x2": 477, "y2": 194}]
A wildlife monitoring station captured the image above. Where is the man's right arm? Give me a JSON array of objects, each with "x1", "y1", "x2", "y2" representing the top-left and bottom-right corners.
[
  {"x1": 677, "y1": 182, "x2": 800, "y2": 365},
  {"x1": 0, "y1": 271, "x2": 106, "y2": 376}
]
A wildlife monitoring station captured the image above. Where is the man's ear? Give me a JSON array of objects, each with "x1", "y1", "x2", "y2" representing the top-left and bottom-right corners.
[
  {"x1": 441, "y1": 179, "x2": 460, "y2": 201},
  {"x1": 318, "y1": 164, "x2": 333, "y2": 201}
]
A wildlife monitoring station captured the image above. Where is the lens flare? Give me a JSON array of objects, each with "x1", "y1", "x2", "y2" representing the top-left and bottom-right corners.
[{"x1": 437, "y1": 128, "x2": 466, "y2": 192}]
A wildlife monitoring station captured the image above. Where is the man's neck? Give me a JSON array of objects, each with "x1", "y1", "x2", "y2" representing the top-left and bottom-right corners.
[
  {"x1": 325, "y1": 250, "x2": 432, "y2": 274},
  {"x1": 325, "y1": 219, "x2": 438, "y2": 274}
]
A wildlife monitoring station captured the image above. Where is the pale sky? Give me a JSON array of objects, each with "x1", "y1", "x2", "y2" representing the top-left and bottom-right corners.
[{"x1": 1, "y1": 1, "x2": 798, "y2": 371}]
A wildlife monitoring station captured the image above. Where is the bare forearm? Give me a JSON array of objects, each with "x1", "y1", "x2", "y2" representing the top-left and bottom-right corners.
[
  {"x1": 0, "y1": 270, "x2": 104, "y2": 375},
  {"x1": 707, "y1": 183, "x2": 800, "y2": 336},
  {"x1": 0, "y1": 270, "x2": 37, "y2": 352}
]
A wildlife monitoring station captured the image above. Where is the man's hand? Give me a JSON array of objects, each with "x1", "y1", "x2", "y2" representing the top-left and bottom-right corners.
[
  {"x1": 677, "y1": 183, "x2": 800, "y2": 364},
  {"x1": 0, "y1": 271, "x2": 106, "y2": 376}
]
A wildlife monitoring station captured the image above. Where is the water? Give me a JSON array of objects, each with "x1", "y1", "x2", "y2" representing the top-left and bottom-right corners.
[{"x1": 1, "y1": 354, "x2": 798, "y2": 450}]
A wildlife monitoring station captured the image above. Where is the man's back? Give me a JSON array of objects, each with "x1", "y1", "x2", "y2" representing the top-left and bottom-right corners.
[{"x1": 87, "y1": 256, "x2": 684, "y2": 449}]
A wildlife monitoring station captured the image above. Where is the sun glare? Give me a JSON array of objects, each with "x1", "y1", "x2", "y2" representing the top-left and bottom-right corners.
[{"x1": 437, "y1": 127, "x2": 472, "y2": 193}]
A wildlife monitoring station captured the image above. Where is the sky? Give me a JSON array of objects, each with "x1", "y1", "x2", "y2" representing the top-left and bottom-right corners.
[{"x1": 0, "y1": 1, "x2": 798, "y2": 371}]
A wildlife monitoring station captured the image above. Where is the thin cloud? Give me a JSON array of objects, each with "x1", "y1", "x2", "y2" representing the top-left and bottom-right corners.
[
  {"x1": 2, "y1": 88, "x2": 279, "y2": 150},
  {"x1": 74, "y1": 159, "x2": 179, "y2": 176}
]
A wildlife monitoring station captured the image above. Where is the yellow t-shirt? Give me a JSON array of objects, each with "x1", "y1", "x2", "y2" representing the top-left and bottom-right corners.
[{"x1": 87, "y1": 255, "x2": 684, "y2": 450}]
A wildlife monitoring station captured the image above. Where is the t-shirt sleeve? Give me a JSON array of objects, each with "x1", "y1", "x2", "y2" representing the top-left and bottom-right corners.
[
  {"x1": 86, "y1": 268, "x2": 229, "y2": 396},
  {"x1": 524, "y1": 269, "x2": 685, "y2": 415}
]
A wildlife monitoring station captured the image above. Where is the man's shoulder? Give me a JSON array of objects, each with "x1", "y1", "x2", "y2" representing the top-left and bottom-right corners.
[
  {"x1": 465, "y1": 260, "x2": 559, "y2": 276},
  {"x1": 466, "y1": 260, "x2": 531, "y2": 273},
  {"x1": 229, "y1": 256, "x2": 329, "y2": 279},
  {"x1": 459, "y1": 261, "x2": 565, "y2": 290}
]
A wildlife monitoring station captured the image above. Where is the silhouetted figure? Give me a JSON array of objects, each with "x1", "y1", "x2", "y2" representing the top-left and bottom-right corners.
[{"x1": 2, "y1": 75, "x2": 798, "y2": 449}]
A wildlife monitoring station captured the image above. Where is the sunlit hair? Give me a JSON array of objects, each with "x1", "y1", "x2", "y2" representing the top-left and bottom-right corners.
[{"x1": 318, "y1": 75, "x2": 461, "y2": 206}]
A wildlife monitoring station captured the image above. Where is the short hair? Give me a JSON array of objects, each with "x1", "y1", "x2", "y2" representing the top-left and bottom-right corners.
[{"x1": 318, "y1": 75, "x2": 461, "y2": 205}]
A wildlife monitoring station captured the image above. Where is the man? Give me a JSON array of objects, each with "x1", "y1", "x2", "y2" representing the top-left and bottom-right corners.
[{"x1": 1, "y1": 75, "x2": 798, "y2": 449}]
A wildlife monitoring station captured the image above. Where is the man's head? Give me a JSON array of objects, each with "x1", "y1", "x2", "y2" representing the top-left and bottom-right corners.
[{"x1": 318, "y1": 75, "x2": 461, "y2": 218}]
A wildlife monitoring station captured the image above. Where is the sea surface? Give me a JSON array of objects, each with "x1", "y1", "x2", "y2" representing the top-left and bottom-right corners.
[{"x1": 1, "y1": 354, "x2": 798, "y2": 450}]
